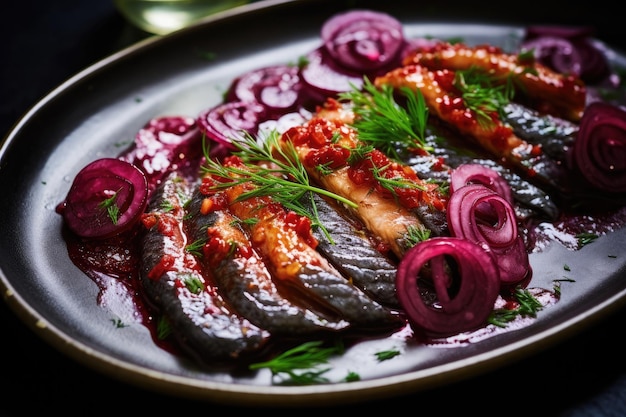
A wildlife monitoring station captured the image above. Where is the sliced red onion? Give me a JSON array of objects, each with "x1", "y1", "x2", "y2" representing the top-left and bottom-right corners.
[
  {"x1": 520, "y1": 36, "x2": 583, "y2": 77},
  {"x1": 61, "y1": 158, "x2": 149, "y2": 239},
  {"x1": 226, "y1": 65, "x2": 307, "y2": 118},
  {"x1": 449, "y1": 163, "x2": 514, "y2": 205},
  {"x1": 447, "y1": 184, "x2": 531, "y2": 286},
  {"x1": 320, "y1": 9, "x2": 405, "y2": 73},
  {"x1": 570, "y1": 101, "x2": 626, "y2": 193},
  {"x1": 121, "y1": 116, "x2": 202, "y2": 192},
  {"x1": 396, "y1": 237, "x2": 500, "y2": 336},
  {"x1": 196, "y1": 100, "x2": 267, "y2": 150},
  {"x1": 300, "y1": 47, "x2": 365, "y2": 98},
  {"x1": 521, "y1": 26, "x2": 610, "y2": 83}
]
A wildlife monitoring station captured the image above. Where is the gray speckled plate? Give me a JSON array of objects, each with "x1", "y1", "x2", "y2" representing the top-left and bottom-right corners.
[{"x1": 1, "y1": 0, "x2": 626, "y2": 407}]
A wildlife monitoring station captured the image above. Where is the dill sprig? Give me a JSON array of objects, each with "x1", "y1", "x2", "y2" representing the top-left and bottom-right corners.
[
  {"x1": 488, "y1": 288, "x2": 543, "y2": 327},
  {"x1": 454, "y1": 66, "x2": 515, "y2": 125},
  {"x1": 370, "y1": 162, "x2": 428, "y2": 196},
  {"x1": 338, "y1": 77, "x2": 431, "y2": 159},
  {"x1": 185, "y1": 238, "x2": 206, "y2": 257},
  {"x1": 98, "y1": 190, "x2": 121, "y2": 225},
  {"x1": 405, "y1": 224, "x2": 431, "y2": 247},
  {"x1": 249, "y1": 340, "x2": 344, "y2": 385},
  {"x1": 201, "y1": 131, "x2": 357, "y2": 243},
  {"x1": 181, "y1": 273, "x2": 205, "y2": 294}
]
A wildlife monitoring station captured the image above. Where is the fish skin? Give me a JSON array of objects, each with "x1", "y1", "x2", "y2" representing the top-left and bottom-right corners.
[
  {"x1": 220, "y1": 178, "x2": 403, "y2": 330},
  {"x1": 403, "y1": 41, "x2": 586, "y2": 122},
  {"x1": 406, "y1": 121, "x2": 560, "y2": 221},
  {"x1": 308, "y1": 166, "x2": 423, "y2": 258},
  {"x1": 139, "y1": 174, "x2": 269, "y2": 364},
  {"x1": 306, "y1": 192, "x2": 400, "y2": 308},
  {"x1": 185, "y1": 188, "x2": 351, "y2": 335},
  {"x1": 279, "y1": 107, "x2": 434, "y2": 258},
  {"x1": 376, "y1": 65, "x2": 580, "y2": 202}
]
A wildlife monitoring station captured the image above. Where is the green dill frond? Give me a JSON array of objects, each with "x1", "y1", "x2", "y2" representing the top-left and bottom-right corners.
[
  {"x1": 249, "y1": 340, "x2": 344, "y2": 385},
  {"x1": 181, "y1": 273, "x2": 205, "y2": 294},
  {"x1": 185, "y1": 238, "x2": 206, "y2": 258},
  {"x1": 200, "y1": 131, "x2": 357, "y2": 245},
  {"x1": 454, "y1": 66, "x2": 515, "y2": 125},
  {"x1": 338, "y1": 77, "x2": 431, "y2": 159},
  {"x1": 405, "y1": 225, "x2": 431, "y2": 247},
  {"x1": 488, "y1": 288, "x2": 543, "y2": 327}
]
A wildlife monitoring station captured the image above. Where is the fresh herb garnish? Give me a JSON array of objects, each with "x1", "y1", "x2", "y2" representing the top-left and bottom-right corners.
[
  {"x1": 156, "y1": 315, "x2": 172, "y2": 340},
  {"x1": 185, "y1": 238, "x2": 206, "y2": 258},
  {"x1": 339, "y1": 77, "x2": 431, "y2": 159},
  {"x1": 576, "y1": 232, "x2": 599, "y2": 246},
  {"x1": 249, "y1": 340, "x2": 344, "y2": 385},
  {"x1": 181, "y1": 273, "x2": 205, "y2": 294},
  {"x1": 370, "y1": 162, "x2": 427, "y2": 197},
  {"x1": 202, "y1": 131, "x2": 357, "y2": 243},
  {"x1": 405, "y1": 224, "x2": 431, "y2": 247},
  {"x1": 454, "y1": 66, "x2": 515, "y2": 125},
  {"x1": 488, "y1": 288, "x2": 543, "y2": 327},
  {"x1": 110, "y1": 318, "x2": 128, "y2": 328},
  {"x1": 343, "y1": 371, "x2": 361, "y2": 382},
  {"x1": 374, "y1": 349, "x2": 401, "y2": 361},
  {"x1": 98, "y1": 190, "x2": 121, "y2": 224}
]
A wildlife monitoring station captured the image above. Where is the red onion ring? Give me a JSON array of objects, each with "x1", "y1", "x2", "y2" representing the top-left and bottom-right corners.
[
  {"x1": 396, "y1": 237, "x2": 500, "y2": 336},
  {"x1": 299, "y1": 47, "x2": 364, "y2": 98},
  {"x1": 447, "y1": 184, "x2": 531, "y2": 286},
  {"x1": 521, "y1": 26, "x2": 610, "y2": 83},
  {"x1": 449, "y1": 163, "x2": 514, "y2": 205},
  {"x1": 226, "y1": 65, "x2": 307, "y2": 118},
  {"x1": 320, "y1": 9, "x2": 405, "y2": 73},
  {"x1": 196, "y1": 100, "x2": 267, "y2": 150},
  {"x1": 121, "y1": 116, "x2": 201, "y2": 192},
  {"x1": 571, "y1": 101, "x2": 626, "y2": 193},
  {"x1": 61, "y1": 158, "x2": 149, "y2": 239}
]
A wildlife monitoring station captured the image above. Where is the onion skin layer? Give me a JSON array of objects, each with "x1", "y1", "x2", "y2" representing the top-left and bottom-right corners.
[{"x1": 395, "y1": 237, "x2": 500, "y2": 337}]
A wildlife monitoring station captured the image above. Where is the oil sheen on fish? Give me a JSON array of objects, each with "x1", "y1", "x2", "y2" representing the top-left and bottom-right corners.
[
  {"x1": 306, "y1": 192, "x2": 400, "y2": 308},
  {"x1": 280, "y1": 101, "x2": 448, "y2": 256},
  {"x1": 403, "y1": 41, "x2": 586, "y2": 122},
  {"x1": 406, "y1": 121, "x2": 560, "y2": 220},
  {"x1": 185, "y1": 187, "x2": 351, "y2": 335},
  {"x1": 139, "y1": 174, "x2": 269, "y2": 364},
  {"x1": 202, "y1": 163, "x2": 403, "y2": 331},
  {"x1": 375, "y1": 65, "x2": 578, "y2": 199}
]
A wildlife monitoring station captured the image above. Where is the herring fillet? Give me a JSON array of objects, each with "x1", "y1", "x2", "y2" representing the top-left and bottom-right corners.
[
  {"x1": 139, "y1": 174, "x2": 268, "y2": 363},
  {"x1": 307, "y1": 192, "x2": 400, "y2": 308},
  {"x1": 185, "y1": 187, "x2": 351, "y2": 335},
  {"x1": 220, "y1": 177, "x2": 403, "y2": 330}
]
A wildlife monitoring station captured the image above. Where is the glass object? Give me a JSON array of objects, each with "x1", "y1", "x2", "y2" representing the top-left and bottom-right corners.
[{"x1": 114, "y1": 0, "x2": 251, "y2": 35}]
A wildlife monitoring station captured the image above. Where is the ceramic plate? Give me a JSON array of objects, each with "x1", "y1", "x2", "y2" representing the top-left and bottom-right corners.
[{"x1": 1, "y1": 0, "x2": 625, "y2": 407}]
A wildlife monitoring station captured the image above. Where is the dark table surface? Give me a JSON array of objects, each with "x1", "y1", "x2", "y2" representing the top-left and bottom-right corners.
[{"x1": 2, "y1": 0, "x2": 626, "y2": 415}]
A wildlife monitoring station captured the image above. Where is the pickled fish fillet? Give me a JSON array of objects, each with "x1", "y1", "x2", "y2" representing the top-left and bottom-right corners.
[
  {"x1": 403, "y1": 41, "x2": 586, "y2": 122},
  {"x1": 280, "y1": 102, "x2": 447, "y2": 257},
  {"x1": 204, "y1": 163, "x2": 403, "y2": 330},
  {"x1": 139, "y1": 174, "x2": 269, "y2": 363},
  {"x1": 306, "y1": 192, "x2": 400, "y2": 308},
  {"x1": 185, "y1": 187, "x2": 351, "y2": 335}
]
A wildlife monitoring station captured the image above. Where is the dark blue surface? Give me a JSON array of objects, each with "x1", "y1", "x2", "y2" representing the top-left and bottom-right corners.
[{"x1": 2, "y1": 0, "x2": 626, "y2": 415}]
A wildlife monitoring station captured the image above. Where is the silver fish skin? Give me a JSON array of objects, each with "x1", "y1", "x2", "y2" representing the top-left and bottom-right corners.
[
  {"x1": 139, "y1": 174, "x2": 269, "y2": 364},
  {"x1": 305, "y1": 193, "x2": 400, "y2": 308},
  {"x1": 185, "y1": 187, "x2": 351, "y2": 335},
  {"x1": 406, "y1": 122, "x2": 560, "y2": 221},
  {"x1": 221, "y1": 179, "x2": 404, "y2": 330}
]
